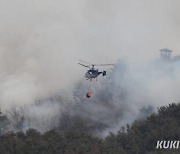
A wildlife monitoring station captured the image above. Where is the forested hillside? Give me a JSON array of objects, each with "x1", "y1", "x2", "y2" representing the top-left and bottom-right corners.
[{"x1": 0, "y1": 103, "x2": 180, "y2": 154}]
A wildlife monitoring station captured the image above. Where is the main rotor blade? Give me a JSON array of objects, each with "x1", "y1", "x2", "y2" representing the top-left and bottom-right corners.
[
  {"x1": 94, "y1": 64, "x2": 115, "y2": 66},
  {"x1": 78, "y1": 63, "x2": 91, "y2": 68},
  {"x1": 79, "y1": 60, "x2": 92, "y2": 65},
  {"x1": 79, "y1": 60, "x2": 114, "y2": 67}
]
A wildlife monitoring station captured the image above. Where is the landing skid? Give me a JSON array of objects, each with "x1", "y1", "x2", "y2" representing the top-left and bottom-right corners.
[{"x1": 86, "y1": 78, "x2": 98, "y2": 81}]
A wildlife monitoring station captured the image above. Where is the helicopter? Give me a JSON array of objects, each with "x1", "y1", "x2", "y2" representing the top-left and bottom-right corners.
[{"x1": 78, "y1": 60, "x2": 114, "y2": 80}]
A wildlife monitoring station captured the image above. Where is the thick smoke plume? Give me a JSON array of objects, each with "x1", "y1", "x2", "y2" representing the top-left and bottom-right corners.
[{"x1": 0, "y1": 0, "x2": 180, "y2": 136}]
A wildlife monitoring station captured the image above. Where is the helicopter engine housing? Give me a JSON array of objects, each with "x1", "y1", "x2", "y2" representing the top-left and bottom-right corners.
[{"x1": 102, "y1": 71, "x2": 106, "y2": 76}]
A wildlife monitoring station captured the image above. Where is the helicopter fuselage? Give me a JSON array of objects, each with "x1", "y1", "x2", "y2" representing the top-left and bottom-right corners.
[
  {"x1": 85, "y1": 69, "x2": 101, "y2": 79},
  {"x1": 85, "y1": 69, "x2": 105, "y2": 80}
]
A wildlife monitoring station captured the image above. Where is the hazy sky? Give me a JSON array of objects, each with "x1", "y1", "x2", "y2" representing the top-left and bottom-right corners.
[{"x1": 0, "y1": 0, "x2": 180, "y2": 110}]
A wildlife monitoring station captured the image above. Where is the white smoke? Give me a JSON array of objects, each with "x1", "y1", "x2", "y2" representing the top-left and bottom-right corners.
[{"x1": 0, "y1": 0, "x2": 180, "y2": 135}]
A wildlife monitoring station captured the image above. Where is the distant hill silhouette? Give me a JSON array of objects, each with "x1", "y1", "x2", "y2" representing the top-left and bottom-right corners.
[{"x1": 0, "y1": 103, "x2": 179, "y2": 154}]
